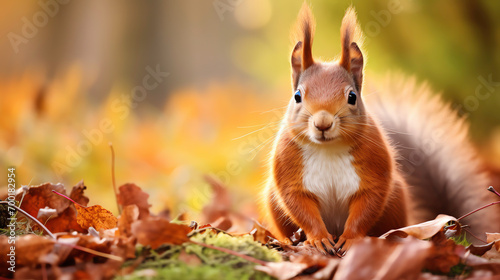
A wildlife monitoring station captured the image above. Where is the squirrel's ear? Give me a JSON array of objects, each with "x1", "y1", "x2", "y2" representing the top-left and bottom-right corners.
[
  {"x1": 291, "y1": 3, "x2": 315, "y2": 90},
  {"x1": 291, "y1": 41, "x2": 303, "y2": 90},
  {"x1": 339, "y1": 7, "x2": 364, "y2": 92},
  {"x1": 349, "y1": 42, "x2": 363, "y2": 92}
]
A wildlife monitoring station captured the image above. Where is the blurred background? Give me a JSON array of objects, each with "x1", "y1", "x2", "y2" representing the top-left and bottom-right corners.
[{"x1": 1, "y1": 0, "x2": 499, "y2": 218}]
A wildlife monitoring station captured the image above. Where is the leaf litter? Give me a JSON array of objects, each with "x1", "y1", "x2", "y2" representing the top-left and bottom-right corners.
[{"x1": 1, "y1": 178, "x2": 500, "y2": 279}]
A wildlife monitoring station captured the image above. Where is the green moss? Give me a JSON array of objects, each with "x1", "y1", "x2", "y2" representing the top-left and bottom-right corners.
[{"x1": 120, "y1": 231, "x2": 281, "y2": 280}]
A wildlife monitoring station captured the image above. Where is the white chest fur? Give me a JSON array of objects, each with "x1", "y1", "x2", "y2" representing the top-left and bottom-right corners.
[{"x1": 301, "y1": 145, "x2": 360, "y2": 235}]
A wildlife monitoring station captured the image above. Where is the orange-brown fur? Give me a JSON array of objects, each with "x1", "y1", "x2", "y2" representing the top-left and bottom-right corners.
[{"x1": 263, "y1": 4, "x2": 408, "y2": 254}]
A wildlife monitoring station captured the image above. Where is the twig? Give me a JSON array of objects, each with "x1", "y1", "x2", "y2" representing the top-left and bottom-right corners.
[
  {"x1": 488, "y1": 186, "x2": 500, "y2": 198},
  {"x1": 109, "y1": 143, "x2": 122, "y2": 214},
  {"x1": 457, "y1": 201, "x2": 500, "y2": 221},
  {"x1": 462, "y1": 227, "x2": 488, "y2": 244},
  {"x1": 57, "y1": 242, "x2": 123, "y2": 261},
  {"x1": 52, "y1": 190, "x2": 85, "y2": 207},
  {"x1": 0, "y1": 201, "x2": 56, "y2": 239},
  {"x1": 189, "y1": 240, "x2": 268, "y2": 266}
]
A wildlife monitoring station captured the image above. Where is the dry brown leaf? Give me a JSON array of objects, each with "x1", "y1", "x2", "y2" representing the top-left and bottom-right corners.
[
  {"x1": 424, "y1": 231, "x2": 461, "y2": 273},
  {"x1": 75, "y1": 204, "x2": 118, "y2": 231},
  {"x1": 118, "y1": 204, "x2": 139, "y2": 237},
  {"x1": 250, "y1": 221, "x2": 275, "y2": 244},
  {"x1": 256, "y1": 261, "x2": 309, "y2": 280},
  {"x1": 16, "y1": 183, "x2": 71, "y2": 217},
  {"x1": 64, "y1": 234, "x2": 114, "y2": 262},
  {"x1": 334, "y1": 237, "x2": 432, "y2": 280},
  {"x1": 467, "y1": 242, "x2": 495, "y2": 256},
  {"x1": 69, "y1": 180, "x2": 90, "y2": 206},
  {"x1": 462, "y1": 251, "x2": 500, "y2": 277},
  {"x1": 131, "y1": 216, "x2": 191, "y2": 249},
  {"x1": 117, "y1": 183, "x2": 151, "y2": 219},
  {"x1": 482, "y1": 233, "x2": 500, "y2": 260},
  {"x1": 44, "y1": 205, "x2": 85, "y2": 233},
  {"x1": 202, "y1": 175, "x2": 232, "y2": 225},
  {"x1": 380, "y1": 214, "x2": 458, "y2": 240},
  {"x1": 487, "y1": 233, "x2": 500, "y2": 250},
  {"x1": 0, "y1": 234, "x2": 55, "y2": 268}
]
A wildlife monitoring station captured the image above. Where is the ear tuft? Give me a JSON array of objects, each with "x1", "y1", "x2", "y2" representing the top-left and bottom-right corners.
[
  {"x1": 339, "y1": 6, "x2": 364, "y2": 91},
  {"x1": 299, "y1": 2, "x2": 315, "y2": 70},
  {"x1": 290, "y1": 2, "x2": 316, "y2": 90}
]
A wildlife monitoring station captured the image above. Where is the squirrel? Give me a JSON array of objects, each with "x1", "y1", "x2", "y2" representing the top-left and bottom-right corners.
[{"x1": 263, "y1": 3, "x2": 500, "y2": 254}]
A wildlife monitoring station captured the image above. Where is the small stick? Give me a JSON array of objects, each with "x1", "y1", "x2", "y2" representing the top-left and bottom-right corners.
[
  {"x1": 462, "y1": 227, "x2": 488, "y2": 244},
  {"x1": 109, "y1": 143, "x2": 122, "y2": 214},
  {"x1": 457, "y1": 201, "x2": 500, "y2": 221},
  {"x1": 0, "y1": 201, "x2": 56, "y2": 239},
  {"x1": 488, "y1": 186, "x2": 500, "y2": 198},
  {"x1": 59, "y1": 243, "x2": 123, "y2": 261},
  {"x1": 52, "y1": 190, "x2": 85, "y2": 207},
  {"x1": 189, "y1": 240, "x2": 267, "y2": 266}
]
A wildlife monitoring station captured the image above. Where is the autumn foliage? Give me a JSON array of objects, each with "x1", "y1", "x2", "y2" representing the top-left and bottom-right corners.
[{"x1": 1, "y1": 179, "x2": 500, "y2": 279}]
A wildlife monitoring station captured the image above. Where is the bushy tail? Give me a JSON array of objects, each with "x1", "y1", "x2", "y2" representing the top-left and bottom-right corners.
[{"x1": 365, "y1": 74, "x2": 500, "y2": 241}]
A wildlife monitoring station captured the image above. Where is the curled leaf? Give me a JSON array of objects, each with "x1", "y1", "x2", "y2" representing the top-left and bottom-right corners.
[{"x1": 380, "y1": 214, "x2": 459, "y2": 240}]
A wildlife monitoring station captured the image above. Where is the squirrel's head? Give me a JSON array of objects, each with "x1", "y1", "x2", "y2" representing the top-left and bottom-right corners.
[{"x1": 286, "y1": 4, "x2": 366, "y2": 146}]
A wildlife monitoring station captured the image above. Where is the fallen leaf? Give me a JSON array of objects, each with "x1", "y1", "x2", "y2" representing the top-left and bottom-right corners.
[
  {"x1": 380, "y1": 214, "x2": 459, "y2": 240},
  {"x1": 64, "y1": 234, "x2": 114, "y2": 262},
  {"x1": 16, "y1": 183, "x2": 71, "y2": 217},
  {"x1": 44, "y1": 205, "x2": 85, "y2": 233},
  {"x1": 69, "y1": 180, "x2": 90, "y2": 206},
  {"x1": 467, "y1": 242, "x2": 495, "y2": 256},
  {"x1": 256, "y1": 261, "x2": 308, "y2": 280},
  {"x1": 131, "y1": 216, "x2": 191, "y2": 249},
  {"x1": 250, "y1": 221, "x2": 275, "y2": 244},
  {"x1": 201, "y1": 175, "x2": 231, "y2": 226},
  {"x1": 118, "y1": 205, "x2": 139, "y2": 237},
  {"x1": 0, "y1": 235, "x2": 55, "y2": 268},
  {"x1": 334, "y1": 237, "x2": 432, "y2": 280},
  {"x1": 117, "y1": 183, "x2": 151, "y2": 219},
  {"x1": 482, "y1": 233, "x2": 500, "y2": 260},
  {"x1": 75, "y1": 204, "x2": 118, "y2": 231},
  {"x1": 424, "y1": 231, "x2": 461, "y2": 273},
  {"x1": 486, "y1": 233, "x2": 500, "y2": 251}
]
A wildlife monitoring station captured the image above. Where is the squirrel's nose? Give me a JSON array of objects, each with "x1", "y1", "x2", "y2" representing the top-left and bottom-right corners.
[{"x1": 314, "y1": 122, "x2": 332, "y2": 132}]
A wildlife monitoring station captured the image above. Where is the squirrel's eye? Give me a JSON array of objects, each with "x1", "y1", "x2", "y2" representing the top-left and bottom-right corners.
[
  {"x1": 347, "y1": 90, "x2": 356, "y2": 105},
  {"x1": 294, "y1": 90, "x2": 302, "y2": 103}
]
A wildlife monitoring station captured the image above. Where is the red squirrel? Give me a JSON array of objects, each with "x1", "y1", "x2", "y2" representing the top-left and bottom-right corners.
[{"x1": 263, "y1": 4, "x2": 500, "y2": 254}]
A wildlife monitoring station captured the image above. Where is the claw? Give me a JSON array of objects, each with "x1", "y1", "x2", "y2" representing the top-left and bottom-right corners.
[{"x1": 304, "y1": 234, "x2": 337, "y2": 255}]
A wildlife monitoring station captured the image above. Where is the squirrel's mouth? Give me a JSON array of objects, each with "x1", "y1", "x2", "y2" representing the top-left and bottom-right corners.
[{"x1": 312, "y1": 133, "x2": 339, "y2": 143}]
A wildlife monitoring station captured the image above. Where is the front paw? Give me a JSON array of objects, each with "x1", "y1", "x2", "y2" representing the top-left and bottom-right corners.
[
  {"x1": 334, "y1": 235, "x2": 361, "y2": 254},
  {"x1": 304, "y1": 233, "x2": 336, "y2": 255}
]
